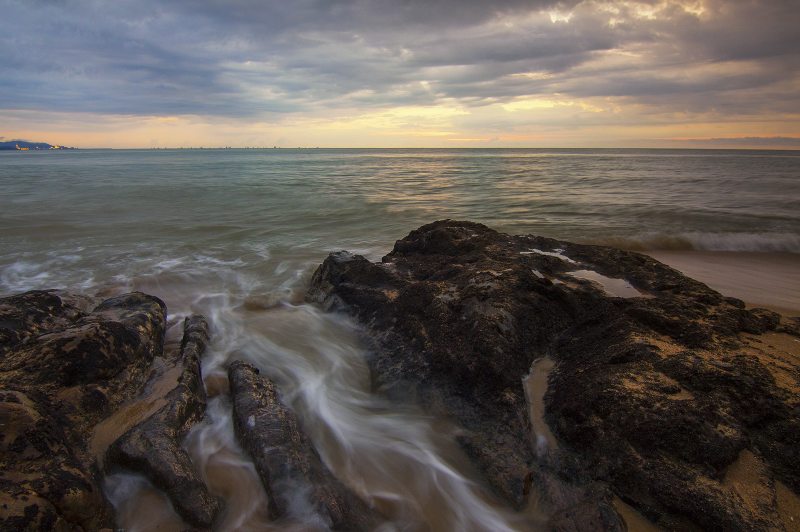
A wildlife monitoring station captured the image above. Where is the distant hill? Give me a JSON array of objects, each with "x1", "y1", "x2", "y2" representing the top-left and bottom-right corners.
[{"x1": 0, "y1": 140, "x2": 76, "y2": 150}]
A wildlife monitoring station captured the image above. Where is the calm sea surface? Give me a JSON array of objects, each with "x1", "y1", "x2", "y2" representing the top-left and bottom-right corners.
[
  {"x1": 2, "y1": 149, "x2": 799, "y2": 294},
  {"x1": 1, "y1": 148, "x2": 799, "y2": 530}
]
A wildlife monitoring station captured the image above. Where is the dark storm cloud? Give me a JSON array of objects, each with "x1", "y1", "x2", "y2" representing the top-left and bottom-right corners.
[
  {"x1": 164, "y1": 0, "x2": 575, "y2": 35},
  {"x1": 1, "y1": 0, "x2": 798, "y2": 118}
]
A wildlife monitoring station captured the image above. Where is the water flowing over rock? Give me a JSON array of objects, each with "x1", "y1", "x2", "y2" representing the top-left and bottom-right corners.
[
  {"x1": 308, "y1": 220, "x2": 800, "y2": 530},
  {"x1": 228, "y1": 360, "x2": 384, "y2": 530}
]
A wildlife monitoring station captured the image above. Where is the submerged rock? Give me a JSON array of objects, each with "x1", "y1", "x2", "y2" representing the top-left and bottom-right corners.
[
  {"x1": 308, "y1": 220, "x2": 800, "y2": 530},
  {"x1": 228, "y1": 360, "x2": 383, "y2": 531}
]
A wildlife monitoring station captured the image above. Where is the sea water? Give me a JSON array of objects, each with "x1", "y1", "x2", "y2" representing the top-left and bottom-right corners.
[{"x1": 2, "y1": 148, "x2": 799, "y2": 530}]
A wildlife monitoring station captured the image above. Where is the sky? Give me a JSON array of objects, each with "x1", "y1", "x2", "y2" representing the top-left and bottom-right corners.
[{"x1": 1, "y1": 0, "x2": 799, "y2": 148}]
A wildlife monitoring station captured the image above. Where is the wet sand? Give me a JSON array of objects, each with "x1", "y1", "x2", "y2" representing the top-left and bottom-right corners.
[
  {"x1": 523, "y1": 357, "x2": 557, "y2": 456},
  {"x1": 646, "y1": 251, "x2": 800, "y2": 314}
]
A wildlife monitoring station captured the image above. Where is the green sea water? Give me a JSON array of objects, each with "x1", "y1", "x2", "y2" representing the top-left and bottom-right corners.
[
  {"x1": 2, "y1": 148, "x2": 799, "y2": 530},
  {"x1": 2, "y1": 148, "x2": 799, "y2": 295}
]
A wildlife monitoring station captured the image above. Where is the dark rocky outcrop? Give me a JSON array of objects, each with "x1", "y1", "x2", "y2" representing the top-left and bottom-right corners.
[
  {"x1": 0, "y1": 291, "x2": 166, "y2": 530},
  {"x1": 228, "y1": 360, "x2": 383, "y2": 531},
  {"x1": 0, "y1": 290, "x2": 218, "y2": 530},
  {"x1": 308, "y1": 220, "x2": 800, "y2": 531}
]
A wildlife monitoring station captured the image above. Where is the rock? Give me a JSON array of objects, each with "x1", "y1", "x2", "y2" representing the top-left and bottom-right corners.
[
  {"x1": 228, "y1": 360, "x2": 383, "y2": 531},
  {"x1": 0, "y1": 290, "x2": 166, "y2": 530},
  {"x1": 0, "y1": 290, "x2": 88, "y2": 353},
  {"x1": 104, "y1": 315, "x2": 221, "y2": 529},
  {"x1": 0, "y1": 290, "x2": 218, "y2": 530},
  {"x1": 1, "y1": 292, "x2": 165, "y2": 412},
  {"x1": 308, "y1": 219, "x2": 800, "y2": 530}
]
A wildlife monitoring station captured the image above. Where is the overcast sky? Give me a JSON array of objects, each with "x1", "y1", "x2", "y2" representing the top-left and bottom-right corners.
[{"x1": 1, "y1": 0, "x2": 798, "y2": 148}]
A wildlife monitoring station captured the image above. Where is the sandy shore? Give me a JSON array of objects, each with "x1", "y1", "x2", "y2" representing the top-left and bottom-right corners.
[
  {"x1": 640, "y1": 250, "x2": 800, "y2": 529},
  {"x1": 647, "y1": 251, "x2": 800, "y2": 315}
]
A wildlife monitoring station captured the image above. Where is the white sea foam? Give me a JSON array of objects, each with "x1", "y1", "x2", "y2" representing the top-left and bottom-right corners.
[
  {"x1": 177, "y1": 269, "x2": 529, "y2": 530},
  {"x1": 152, "y1": 258, "x2": 184, "y2": 272},
  {"x1": 520, "y1": 248, "x2": 577, "y2": 263},
  {"x1": 104, "y1": 472, "x2": 186, "y2": 531},
  {"x1": 185, "y1": 397, "x2": 272, "y2": 531},
  {"x1": 0, "y1": 256, "x2": 95, "y2": 294},
  {"x1": 245, "y1": 241, "x2": 272, "y2": 260},
  {"x1": 225, "y1": 302, "x2": 525, "y2": 531},
  {"x1": 599, "y1": 232, "x2": 800, "y2": 253},
  {"x1": 0, "y1": 260, "x2": 52, "y2": 292}
]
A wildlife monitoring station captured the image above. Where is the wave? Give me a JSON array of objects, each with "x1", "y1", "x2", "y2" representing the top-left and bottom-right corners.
[{"x1": 592, "y1": 232, "x2": 800, "y2": 253}]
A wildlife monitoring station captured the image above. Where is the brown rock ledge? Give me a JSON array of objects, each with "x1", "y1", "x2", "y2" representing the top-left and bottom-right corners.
[{"x1": 0, "y1": 291, "x2": 166, "y2": 530}]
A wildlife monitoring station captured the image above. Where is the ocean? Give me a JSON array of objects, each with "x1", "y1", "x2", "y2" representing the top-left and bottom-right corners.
[{"x1": 2, "y1": 148, "x2": 799, "y2": 530}]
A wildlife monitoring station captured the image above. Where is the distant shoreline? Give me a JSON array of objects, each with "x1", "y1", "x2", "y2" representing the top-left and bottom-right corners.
[
  {"x1": 0, "y1": 141, "x2": 76, "y2": 151},
  {"x1": 5, "y1": 146, "x2": 798, "y2": 153}
]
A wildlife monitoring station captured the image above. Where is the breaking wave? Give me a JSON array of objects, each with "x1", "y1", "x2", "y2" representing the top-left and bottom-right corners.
[{"x1": 593, "y1": 232, "x2": 800, "y2": 253}]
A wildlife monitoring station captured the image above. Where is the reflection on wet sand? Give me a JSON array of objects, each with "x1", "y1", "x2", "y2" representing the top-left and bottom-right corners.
[
  {"x1": 648, "y1": 251, "x2": 800, "y2": 314},
  {"x1": 523, "y1": 357, "x2": 557, "y2": 457}
]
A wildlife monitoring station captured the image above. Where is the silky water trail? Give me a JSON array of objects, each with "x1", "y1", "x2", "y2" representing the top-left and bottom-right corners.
[{"x1": 100, "y1": 254, "x2": 544, "y2": 531}]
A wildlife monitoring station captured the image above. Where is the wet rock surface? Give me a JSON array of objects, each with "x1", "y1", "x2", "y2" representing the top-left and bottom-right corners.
[
  {"x1": 0, "y1": 290, "x2": 217, "y2": 530},
  {"x1": 308, "y1": 219, "x2": 800, "y2": 530},
  {"x1": 104, "y1": 315, "x2": 221, "y2": 529},
  {"x1": 228, "y1": 360, "x2": 383, "y2": 531},
  {"x1": 0, "y1": 290, "x2": 166, "y2": 530}
]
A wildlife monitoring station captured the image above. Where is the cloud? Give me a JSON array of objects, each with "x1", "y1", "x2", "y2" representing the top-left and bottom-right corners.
[
  {"x1": 683, "y1": 136, "x2": 800, "y2": 147},
  {"x1": 0, "y1": 0, "x2": 798, "y2": 144}
]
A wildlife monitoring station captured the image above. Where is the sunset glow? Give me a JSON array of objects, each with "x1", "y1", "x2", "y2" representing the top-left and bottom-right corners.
[{"x1": 1, "y1": 0, "x2": 798, "y2": 148}]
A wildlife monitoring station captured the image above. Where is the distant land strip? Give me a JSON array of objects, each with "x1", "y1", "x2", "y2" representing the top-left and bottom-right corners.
[{"x1": 0, "y1": 140, "x2": 76, "y2": 150}]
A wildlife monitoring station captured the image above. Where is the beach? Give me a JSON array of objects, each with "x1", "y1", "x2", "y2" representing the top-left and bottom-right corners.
[
  {"x1": 1, "y1": 148, "x2": 798, "y2": 530},
  {"x1": 648, "y1": 251, "x2": 800, "y2": 314}
]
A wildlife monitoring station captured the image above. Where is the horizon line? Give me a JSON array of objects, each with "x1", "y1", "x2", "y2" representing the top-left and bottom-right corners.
[{"x1": 8, "y1": 146, "x2": 800, "y2": 152}]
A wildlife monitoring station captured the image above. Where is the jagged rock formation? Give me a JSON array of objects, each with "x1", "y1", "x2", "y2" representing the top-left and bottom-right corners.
[
  {"x1": 308, "y1": 219, "x2": 800, "y2": 531},
  {"x1": 0, "y1": 290, "x2": 218, "y2": 530},
  {"x1": 228, "y1": 360, "x2": 383, "y2": 530}
]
